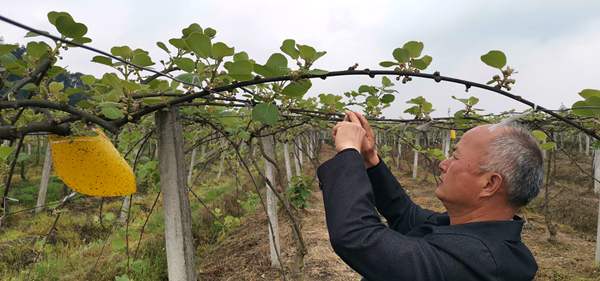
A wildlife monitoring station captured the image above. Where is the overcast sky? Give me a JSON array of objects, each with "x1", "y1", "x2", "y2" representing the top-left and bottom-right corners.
[{"x1": 2, "y1": 0, "x2": 600, "y2": 117}]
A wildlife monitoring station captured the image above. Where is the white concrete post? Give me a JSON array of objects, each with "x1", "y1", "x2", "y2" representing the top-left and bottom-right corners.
[
  {"x1": 155, "y1": 107, "x2": 197, "y2": 281},
  {"x1": 283, "y1": 142, "x2": 293, "y2": 186},
  {"x1": 35, "y1": 144, "x2": 52, "y2": 213},
  {"x1": 187, "y1": 148, "x2": 197, "y2": 187},
  {"x1": 594, "y1": 149, "x2": 600, "y2": 264},
  {"x1": 412, "y1": 135, "x2": 420, "y2": 179},
  {"x1": 261, "y1": 136, "x2": 281, "y2": 268}
]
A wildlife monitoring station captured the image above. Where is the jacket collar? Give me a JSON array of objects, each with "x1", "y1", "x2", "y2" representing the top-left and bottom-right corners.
[{"x1": 431, "y1": 214, "x2": 524, "y2": 242}]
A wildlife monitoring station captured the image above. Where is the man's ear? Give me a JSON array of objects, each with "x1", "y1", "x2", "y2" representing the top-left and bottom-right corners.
[{"x1": 480, "y1": 172, "x2": 503, "y2": 198}]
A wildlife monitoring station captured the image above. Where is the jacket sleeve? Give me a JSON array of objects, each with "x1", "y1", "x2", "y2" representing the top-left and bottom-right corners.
[
  {"x1": 317, "y1": 149, "x2": 445, "y2": 281},
  {"x1": 366, "y1": 158, "x2": 439, "y2": 234}
]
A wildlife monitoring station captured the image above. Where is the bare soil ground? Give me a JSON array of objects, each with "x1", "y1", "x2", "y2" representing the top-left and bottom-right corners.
[{"x1": 198, "y1": 146, "x2": 600, "y2": 280}]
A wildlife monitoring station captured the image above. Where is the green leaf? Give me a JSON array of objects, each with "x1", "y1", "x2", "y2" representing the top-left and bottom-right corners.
[
  {"x1": 224, "y1": 60, "x2": 254, "y2": 81},
  {"x1": 281, "y1": 80, "x2": 312, "y2": 98},
  {"x1": 21, "y1": 83, "x2": 38, "y2": 91},
  {"x1": 185, "y1": 32, "x2": 212, "y2": 58},
  {"x1": 366, "y1": 96, "x2": 379, "y2": 107},
  {"x1": 358, "y1": 85, "x2": 377, "y2": 94},
  {"x1": 412, "y1": 55, "x2": 432, "y2": 70},
  {"x1": 55, "y1": 15, "x2": 87, "y2": 38},
  {"x1": 182, "y1": 23, "x2": 203, "y2": 37},
  {"x1": 211, "y1": 42, "x2": 234, "y2": 59},
  {"x1": 392, "y1": 48, "x2": 410, "y2": 63},
  {"x1": 47, "y1": 11, "x2": 71, "y2": 25},
  {"x1": 168, "y1": 38, "x2": 188, "y2": 50},
  {"x1": 481, "y1": 50, "x2": 506, "y2": 69},
  {"x1": 531, "y1": 130, "x2": 547, "y2": 142},
  {"x1": 25, "y1": 30, "x2": 50, "y2": 38},
  {"x1": 381, "y1": 94, "x2": 395, "y2": 103},
  {"x1": 0, "y1": 146, "x2": 14, "y2": 161},
  {"x1": 307, "y1": 69, "x2": 328, "y2": 75},
  {"x1": 156, "y1": 41, "x2": 170, "y2": 53},
  {"x1": 173, "y1": 58, "x2": 196, "y2": 72},
  {"x1": 579, "y1": 89, "x2": 600, "y2": 99},
  {"x1": 403, "y1": 41, "x2": 424, "y2": 58},
  {"x1": 252, "y1": 103, "x2": 279, "y2": 125},
  {"x1": 540, "y1": 142, "x2": 556, "y2": 151},
  {"x1": 572, "y1": 97, "x2": 600, "y2": 117},
  {"x1": 131, "y1": 53, "x2": 154, "y2": 67},
  {"x1": 204, "y1": 27, "x2": 217, "y2": 37},
  {"x1": 379, "y1": 61, "x2": 397, "y2": 67},
  {"x1": 49, "y1": 82, "x2": 64, "y2": 93},
  {"x1": 280, "y1": 39, "x2": 299, "y2": 59},
  {"x1": 69, "y1": 36, "x2": 92, "y2": 45},
  {"x1": 81, "y1": 75, "x2": 96, "y2": 85},
  {"x1": 175, "y1": 73, "x2": 200, "y2": 85},
  {"x1": 26, "y1": 41, "x2": 51, "y2": 58},
  {"x1": 0, "y1": 44, "x2": 18, "y2": 55},
  {"x1": 382, "y1": 76, "x2": 393, "y2": 87},
  {"x1": 297, "y1": 45, "x2": 317, "y2": 61},
  {"x1": 254, "y1": 53, "x2": 289, "y2": 77},
  {"x1": 233, "y1": 52, "x2": 249, "y2": 62},
  {"x1": 467, "y1": 96, "x2": 479, "y2": 106},
  {"x1": 46, "y1": 66, "x2": 65, "y2": 79},
  {"x1": 110, "y1": 46, "x2": 133, "y2": 59},
  {"x1": 91, "y1": 55, "x2": 113, "y2": 67},
  {"x1": 99, "y1": 103, "x2": 124, "y2": 120}
]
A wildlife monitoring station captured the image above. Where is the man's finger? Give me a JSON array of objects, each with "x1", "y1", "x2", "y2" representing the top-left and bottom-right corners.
[
  {"x1": 347, "y1": 111, "x2": 361, "y2": 124},
  {"x1": 356, "y1": 112, "x2": 374, "y2": 135}
]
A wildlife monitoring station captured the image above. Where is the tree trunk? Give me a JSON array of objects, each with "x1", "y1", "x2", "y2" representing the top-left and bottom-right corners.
[
  {"x1": 155, "y1": 107, "x2": 197, "y2": 281},
  {"x1": 35, "y1": 145, "x2": 52, "y2": 214}
]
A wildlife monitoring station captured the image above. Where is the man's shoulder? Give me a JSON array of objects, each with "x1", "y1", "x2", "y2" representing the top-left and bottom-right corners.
[{"x1": 422, "y1": 219, "x2": 537, "y2": 281}]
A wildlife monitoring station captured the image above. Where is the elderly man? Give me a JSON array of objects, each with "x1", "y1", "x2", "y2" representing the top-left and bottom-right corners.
[{"x1": 317, "y1": 111, "x2": 542, "y2": 281}]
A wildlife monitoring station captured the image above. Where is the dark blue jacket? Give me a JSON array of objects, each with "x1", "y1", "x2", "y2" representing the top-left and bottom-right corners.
[{"x1": 317, "y1": 149, "x2": 537, "y2": 281}]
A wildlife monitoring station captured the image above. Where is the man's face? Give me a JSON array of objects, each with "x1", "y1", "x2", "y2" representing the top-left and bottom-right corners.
[{"x1": 435, "y1": 125, "x2": 497, "y2": 209}]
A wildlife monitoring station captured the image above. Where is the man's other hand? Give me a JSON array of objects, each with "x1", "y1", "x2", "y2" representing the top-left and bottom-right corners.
[
  {"x1": 332, "y1": 112, "x2": 366, "y2": 153},
  {"x1": 355, "y1": 112, "x2": 380, "y2": 168}
]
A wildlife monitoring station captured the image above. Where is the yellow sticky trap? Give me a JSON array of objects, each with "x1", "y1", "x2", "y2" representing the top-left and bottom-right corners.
[
  {"x1": 450, "y1": 130, "x2": 456, "y2": 140},
  {"x1": 49, "y1": 130, "x2": 136, "y2": 197}
]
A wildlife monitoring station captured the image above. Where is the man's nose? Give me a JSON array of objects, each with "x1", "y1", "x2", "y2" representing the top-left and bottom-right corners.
[{"x1": 439, "y1": 158, "x2": 448, "y2": 173}]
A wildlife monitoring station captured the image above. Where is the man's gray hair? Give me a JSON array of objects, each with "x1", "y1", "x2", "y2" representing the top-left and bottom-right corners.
[{"x1": 481, "y1": 122, "x2": 544, "y2": 207}]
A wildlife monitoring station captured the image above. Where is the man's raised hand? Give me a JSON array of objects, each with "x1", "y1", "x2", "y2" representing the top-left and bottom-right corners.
[
  {"x1": 332, "y1": 112, "x2": 366, "y2": 153},
  {"x1": 354, "y1": 112, "x2": 380, "y2": 168}
]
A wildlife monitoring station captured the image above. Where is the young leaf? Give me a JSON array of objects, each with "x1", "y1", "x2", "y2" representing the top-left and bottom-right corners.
[
  {"x1": 392, "y1": 48, "x2": 410, "y2": 63},
  {"x1": 54, "y1": 15, "x2": 87, "y2": 38},
  {"x1": 185, "y1": 32, "x2": 212, "y2": 58},
  {"x1": 282, "y1": 80, "x2": 312, "y2": 98},
  {"x1": 481, "y1": 50, "x2": 506, "y2": 69},
  {"x1": 403, "y1": 41, "x2": 424, "y2": 58},
  {"x1": 252, "y1": 103, "x2": 279, "y2": 125},
  {"x1": 173, "y1": 58, "x2": 196, "y2": 72},
  {"x1": 280, "y1": 39, "x2": 299, "y2": 59},
  {"x1": 412, "y1": 55, "x2": 432, "y2": 70},
  {"x1": 224, "y1": 60, "x2": 254, "y2": 81},
  {"x1": 111, "y1": 46, "x2": 133, "y2": 59},
  {"x1": 91, "y1": 56, "x2": 113, "y2": 67},
  {"x1": 156, "y1": 41, "x2": 170, "y2": 53},
  {"x1": 379, "y1": 61, "x2": 397, "y2": 67},
  {"x1": 212, "y1": 42, "x2": 235, "y2": 59},
  {"x1": 381, "y1": 94, "x2": 395, "y2": 103}
]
